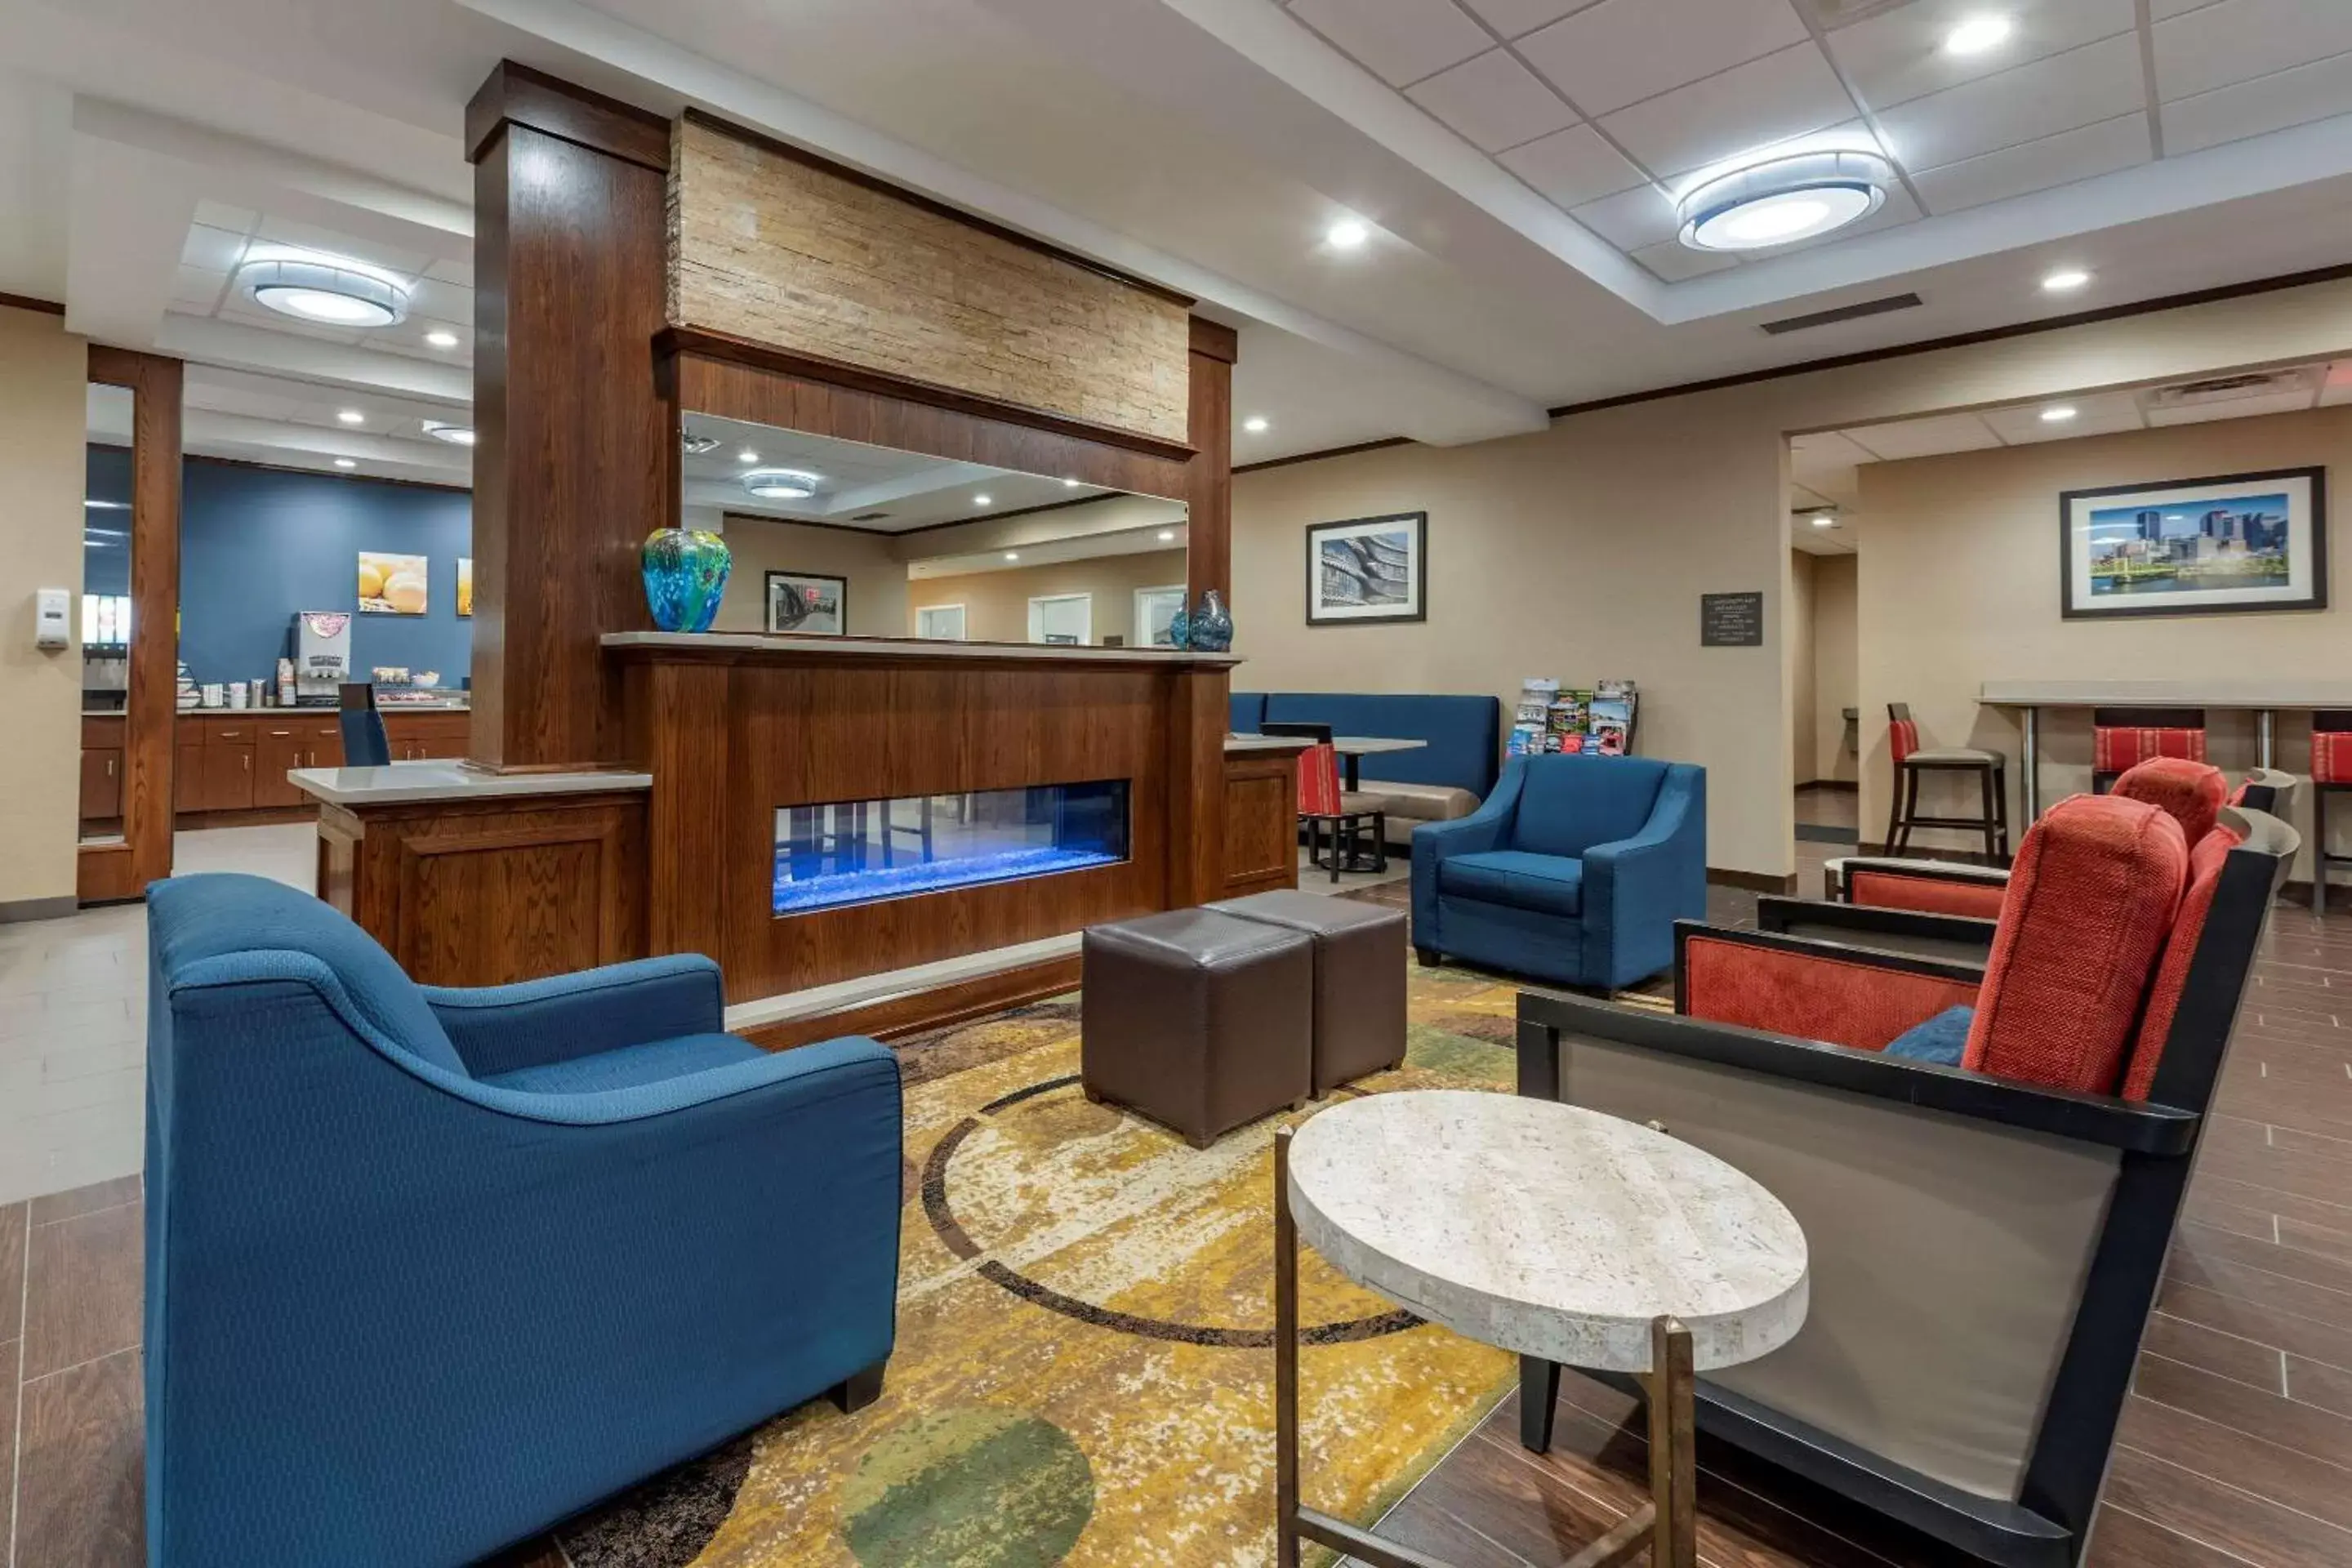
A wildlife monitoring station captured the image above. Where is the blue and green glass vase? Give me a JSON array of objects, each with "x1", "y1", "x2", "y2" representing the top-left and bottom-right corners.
[{"x1": 640, "y1": 527, "x2": 732, "y2": 633}]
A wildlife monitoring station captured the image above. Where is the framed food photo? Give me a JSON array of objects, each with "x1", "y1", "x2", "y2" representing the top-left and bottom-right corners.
[
  {"x1": 2061, "y1": 467, "x2": 2327, "y2": 619},
  {"x1": 766, "y1": 570, "x2": 848, "y2": 635},
  {"x1": 357, "y1": 551, "x2": 428, "y2": 615},
  {"x1": 1307, "y1": 511, "x2": 1427, "y2": 625}
]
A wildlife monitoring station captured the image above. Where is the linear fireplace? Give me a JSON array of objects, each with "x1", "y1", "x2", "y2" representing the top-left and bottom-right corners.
[{"x1": 772, "y1": 780, "x2": 1131, "y2": 915}]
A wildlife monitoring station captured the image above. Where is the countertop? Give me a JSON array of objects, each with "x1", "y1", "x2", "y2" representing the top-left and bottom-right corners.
[
  {"x1": 1224, "y1": 734, "x2": 1312, "y2": 755},
  {"x1": 1981, "y1": 680, "x2": 2352, "y2": 710},
  {"x1": 173, "y1": 701, "x2": 474, "y2": 716},
  {"x1": 602, "y1": 630, "x2": 1244, "y2": 669},
  {"x1": 288, "y1": 760, "x2": 650, "y2": 808}
]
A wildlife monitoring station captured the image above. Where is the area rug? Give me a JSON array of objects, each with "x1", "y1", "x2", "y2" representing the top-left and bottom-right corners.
[{"x1": 555, "y1": 961, "x2": 1535, "y2": 1568}]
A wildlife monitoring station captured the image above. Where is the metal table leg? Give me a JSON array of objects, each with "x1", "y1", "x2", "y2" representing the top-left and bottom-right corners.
[
  {"x1": 2259, "y1": 709, "x2": 2276, "y2": 770},
  {"x1": 2021, "y1": 706, "x2": 2041, "y2": 822}
]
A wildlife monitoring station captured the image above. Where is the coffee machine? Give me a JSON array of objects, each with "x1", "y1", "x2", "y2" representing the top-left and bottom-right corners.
[{"x1": 292, "y1": 612, "x2": 353, "y2": 706}]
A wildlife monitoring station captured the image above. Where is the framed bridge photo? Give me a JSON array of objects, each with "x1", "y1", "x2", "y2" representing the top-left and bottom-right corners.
[
  {"x1": 2060, "y1": 466, "x2": 2327, "y2": 620},
  {"x1": 1307, "y1": 511, "x2": 1427, "y2": 626}
]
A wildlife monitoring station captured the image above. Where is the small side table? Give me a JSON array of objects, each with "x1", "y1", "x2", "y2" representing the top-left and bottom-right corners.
[{"x1": 1275, "y1": 1091, "x2": 1808, "y2": 1568}]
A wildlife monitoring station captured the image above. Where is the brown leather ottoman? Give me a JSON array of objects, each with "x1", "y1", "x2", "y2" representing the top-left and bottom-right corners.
[
  {"x1": 1080, "y1": 908, "x2": 1313, "y2": 1148},
  {"x1": 1209, "y1": 889, "x2": 1408, "y2": 1095}
]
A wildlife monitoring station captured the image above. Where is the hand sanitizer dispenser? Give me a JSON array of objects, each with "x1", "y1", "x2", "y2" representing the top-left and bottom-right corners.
[{"x1": 34, "y1": 588, "x2": 70, "y2": 650}]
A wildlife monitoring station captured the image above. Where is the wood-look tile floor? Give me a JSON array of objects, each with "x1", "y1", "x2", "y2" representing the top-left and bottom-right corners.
[{"x1": 6, "y1": 863, "x2": 2350, "y2": 1566}]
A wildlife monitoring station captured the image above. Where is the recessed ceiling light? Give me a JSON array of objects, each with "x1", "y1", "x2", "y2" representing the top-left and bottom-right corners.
[
  {"x1": 1678, "y1": 151, "x2": 1893, "y2": 252},
  {"x1": 737, "y1": 449, "x2": 760, "y2": 464},
  {"x1": 1004, "y1": 550, "x2": 1020, "y2": 562},
  {"x1": 973, "y1": 494, "x2": 993, "y2": 507},
  {"x1": 2041, "y1": 267, "x2": 2092, "y2": 293},
  {"x1": 236, "y1": 258, "x2": 408, "y2": 327},
  {"x1": 1243, "y1": 416, "x2": 1270, "y2": 433},
  {"x1": 2040, "y1": 405, "x2": 2078, "y2": 423},
  {"x1": 741, "y1": 468, "x2": 822, "y2": 500},
  {"x1": 425, "y1": 328, "x2": 461, "y2": 350},
  {"x1": 1157, "y1": 528, "x2": 1176, "y2": 541},
  {"x1": 1811, "y1": 514, "x2": 1838, "y2": 528},
  {"x1": 1326, "y1": 218, "x2": 1370, "y2": 250},
  {"x1": 1944, "y1": 14, "x2": 2013, "y2": 56},
  {"x1": 681, "y1": 434, "x2": 721, "y2": 456},
  {"x1": 332, "y1": 458, "x2": 358, "y2": 470},
  {"x1": 421, "y1": 421, "x2": 477, "y2": 447},
  {"x1": 1062, "y1": 478, "x2": 1082, "y2": 488},
  {"x1": 336, "y1": 408, "x2": 365, "y2": 425}
]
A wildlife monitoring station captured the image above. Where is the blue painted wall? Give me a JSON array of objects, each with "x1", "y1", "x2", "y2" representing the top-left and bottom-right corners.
[{"x1": 84, "y1": 448, "x2": 474, "y2": 684}]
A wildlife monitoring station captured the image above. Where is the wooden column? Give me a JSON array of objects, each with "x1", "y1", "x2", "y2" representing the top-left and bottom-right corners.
[
  {"x1": 465, "y1": 63, "x2": 671, "y2": 770},
  {"x1": 1173, "y1": 317, "x2": 1238, "y2": 906},
  {"x1": 1185, "y1": 317, "x2": 1237, "y2": 607}
]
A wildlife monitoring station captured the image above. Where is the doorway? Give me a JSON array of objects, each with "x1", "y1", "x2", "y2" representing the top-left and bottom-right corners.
[
  {"x1": 1027, "y1": 592, "x2": 1092, "y2": 646},
  {"x1": 1791, "y1": 520, "x2": 1859, "y2": 850}
]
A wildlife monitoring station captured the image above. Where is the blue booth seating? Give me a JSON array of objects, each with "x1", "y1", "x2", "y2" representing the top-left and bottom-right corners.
[
  {"x1": 144, "y1": 874, "x2": 903, "y2": 1568},
  {"x1": 1231, "y1": 691, "x2": 1502, "y2": 840},
  {"x1": 1412, "y1": 755, "x2": 1707, "y2": 989}
]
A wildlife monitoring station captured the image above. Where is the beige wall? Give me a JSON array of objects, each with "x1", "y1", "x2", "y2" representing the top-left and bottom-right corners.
[
  {"x1": 1859, "y1": 407, "x2": 2352, "y2": 866},
  {"x1": 712, "y1": 515, "x2": 907, "y2": 637},
  {"x1": 908, "y1": 549, "x2": 1187, "y2": 644},
  {"x1": 1789, "y1": 551, "x2": 1817, "y2": 789},
  {"x1": 1811, "y1": 553, "x2": 1858, "y2": 786},
  {"x1": 0, "y1": 305, "x2": 88, "y2": 911}
]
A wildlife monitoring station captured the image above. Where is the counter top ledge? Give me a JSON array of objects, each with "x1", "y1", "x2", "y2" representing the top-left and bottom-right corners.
[
  {"x1": 601, "y1": 630, "x2": 1243, "y2": 668},
  {"x1": 1982, "y1": 679, "x2": 2352, "y2": 709},
  {"x1": 289, "y1": 760, "x2": 652, "y2": 808}
]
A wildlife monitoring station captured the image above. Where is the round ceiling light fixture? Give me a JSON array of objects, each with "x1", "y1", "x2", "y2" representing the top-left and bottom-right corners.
[
  {"x1": 236, "y1": 258, "x2": 409, "y2": 327},
  {"x1": 1677, "y1": 150, "x2": 1894, "y2": 252},
  {"x1": 1326, "y1": 218, "x2": 1370, "y2": 250},
  {"x1": 422, "y1": 421, "x2": 478, "y2": 447},
  {"x1": 741, "y1": 468, "x2": 822, "y2": 500}
]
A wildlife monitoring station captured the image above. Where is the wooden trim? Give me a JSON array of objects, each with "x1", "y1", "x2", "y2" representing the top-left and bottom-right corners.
[
  {"x1": 736, "y1": 955, "x2": 1083, "y2": 1052},
  {"x1": 465, "y1": 60, "x2": 670, "y2": 171},
  {"x1": 0, "y1": 292, "x2": 65, "y2": 318},
  {"x1": 1187, "y1": 318, "x2": 1234, "y2": 607},
  {"x1": 1706, "y1": 866, "x2": 1798, "y2": 894},
  {"x1": 1797, "y1": 779, "x2": 1859, "y2": 793},
  {"x1": 662, "y1": 326, "x2": 1197, "y2": 464},
  {"x1": 180, "y1": 447, "x2": 470, "y2": 495},
  {"x1": 1233, "y1": 436, "x2": 1413, "y2": 476},
  {"x1": 678, "y1": 109, "x2": 1194, "y2": 310},
  {"x1": 1188, "y1": 318, "x2": 1240, "y2": 364}
]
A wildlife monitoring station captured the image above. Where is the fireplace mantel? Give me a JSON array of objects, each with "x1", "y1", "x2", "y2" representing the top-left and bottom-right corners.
[{"x1": 602, "y1": 630, "x2": 1242, "y2": 670}]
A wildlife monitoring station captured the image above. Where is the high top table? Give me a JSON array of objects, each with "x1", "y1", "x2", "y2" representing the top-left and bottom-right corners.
[{"x1": 1275, "y1": 1091, "x2": 1810, "y2": 1568}]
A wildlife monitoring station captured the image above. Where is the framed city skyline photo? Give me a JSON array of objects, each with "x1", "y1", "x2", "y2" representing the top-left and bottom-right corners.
[
  {"x1": 766, "y1": 570, "x2": 848, "y2": 635},
  {"x1": 1307, "y1": 512, "x2": 1426, "y2": 626},
  {"x1": 2061, "y1": 467, "x2": 2327, "y2": 619}
]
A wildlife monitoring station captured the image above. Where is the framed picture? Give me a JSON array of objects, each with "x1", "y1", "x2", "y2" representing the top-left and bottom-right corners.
[
  {"x1": 2061, "y1": 467, "x2": 2327, "y2": 619},
  {"x1": 766, "y1": 570, "x2": 848, "y2": 635},
  {"x1": 1307, "y1": 512, "x2": 1426, "y2": 625},
  {"x1": 456, "y1": 557, "x2": 473, "y2": 617},
  {"x1": 357, "y1": 551, "x2": 428, "y2": 615}
]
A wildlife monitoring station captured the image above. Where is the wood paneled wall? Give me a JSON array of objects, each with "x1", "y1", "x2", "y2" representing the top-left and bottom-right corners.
[{"x1": 669, "y1": 114, "x2": 1192, "y2": 448}]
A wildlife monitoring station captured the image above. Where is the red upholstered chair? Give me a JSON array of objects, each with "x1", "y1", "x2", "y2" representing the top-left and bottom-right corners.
[
  {"x1": 1517, "y1": 798, "x2": 2299, "y2": 1568},
  {"x1": 1883, "y1": 702, "x2": 2009, "y2": 859},
  {"x1": 2311, "y1": 711, "x2": 2352, "y2": 914},
  {"x1": 2092, "y1": 706, "x2": 2206, "y2": 792},
  {"x1": 1296, "y1": 742, "x2": 1386, "y2": 883}
]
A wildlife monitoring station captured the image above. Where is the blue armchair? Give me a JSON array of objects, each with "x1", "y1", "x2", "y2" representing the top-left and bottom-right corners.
[
  {"x1": 144, "y1": 874, "x2": 903, "y2": 1568},
  {"x1": 1411, "y1": 755, "x2": 1706, "y2": 989}
]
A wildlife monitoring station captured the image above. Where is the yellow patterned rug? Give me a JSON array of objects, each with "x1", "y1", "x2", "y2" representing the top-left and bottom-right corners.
[{"x1": 556, "y1": 961, "x2": 1536, "y2": 1568}]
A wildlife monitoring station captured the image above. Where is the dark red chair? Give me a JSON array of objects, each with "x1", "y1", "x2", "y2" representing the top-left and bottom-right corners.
[
  {"x1": 1296, "y1": 741, "x2": 1385, "y2": 883},
  {"x1": 2092, "y1": 706, "x2": 2206, "y2": 792},
  {"x1": 1883, "y1": 702, "x2": 2009, "y2": 860},
  {"x1": 2311, "y1": 711, "x2": 2352, "y2": 914}
]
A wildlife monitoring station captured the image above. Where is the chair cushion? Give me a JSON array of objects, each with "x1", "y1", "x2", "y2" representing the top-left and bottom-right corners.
[
  {"x1": 2114, "y1": 757, "x2": 2227, "y2": 845},
  {"x1": 1509, "y1": 755, "x2": 1668, "y2": 861},
  {"x1": 1846, "y1": 866, "x2": 2008, "y2": 920},
  {"x1": 1366, "y1": 781, "x2": 1481, "y2": 822},
  {"x1": 1962, "y1": 795, "x2": 2189, "y2": 1094},
  {"x1": 1885, "y1": 1005, "x2": 1973, "y2": 1065},
  {"x1": 148, "y1": 872, "x2": 466, "y2": 1076},
  {"x1": 2095, "y1": 725, "x2": 2205, "y2": 773},
  {"x1": 480, "y1": 1031, "x2": 768, "y2": 1094},
  {"x1": 1439, "y1": 849, "x2": 1584, "y2": 915},
  {"x1": 2122, "y1": 824, "x2": 2243, "y2": 1102},
  {"x1": 1902, "y1": 746, "x2": 2002, "y2": 766}
]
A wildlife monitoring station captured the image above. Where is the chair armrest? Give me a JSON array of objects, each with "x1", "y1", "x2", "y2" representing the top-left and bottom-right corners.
[
  {"x1": 1757, "y1": 896, "x2": 2000, "y2": 963},
  {"x1": 1830, "y1": 857, "x2": 2009, "y2": 919},
  {"x1": 1414, "y1": 760, "x2": 1521, "y2": 862},
  {"x1": 1675, "y1": 922, "x2": 1984, "y2": 1054},
  {"x1": 1519, "y1": 989, "x2": 2197, "y2": 1155},
  {"x1": 421, "y1": 954, "x2": 725, "y2": 1080}
]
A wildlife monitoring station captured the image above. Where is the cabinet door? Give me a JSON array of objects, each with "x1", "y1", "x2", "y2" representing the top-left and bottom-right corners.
[
  {"x1": 309, "y1": 724, "x2": 343, "y2": 769},
  {"x1": 175, "y1": 742, "x2": 208, "y2": 812},
  {"x1": 253, "y1": 728, "x2": 306, "y2": 808},
  {"x1": 80, "y1": 749, "x2": 123, "y2": 819},
  {"x1": 204, "y1": 744, "x2": 256, "y2": 812}
]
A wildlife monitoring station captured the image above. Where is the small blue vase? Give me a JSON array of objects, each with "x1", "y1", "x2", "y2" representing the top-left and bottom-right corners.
[
  {"x1": 641, "y1": 528, "x2": 732, "y2": 633},
  {"x1": 1189, "y1": 589, "x2": 1233, "y2": 653},
  {"x1": 1166, "y1": 606, "x2": 1191, "y2": 650}
]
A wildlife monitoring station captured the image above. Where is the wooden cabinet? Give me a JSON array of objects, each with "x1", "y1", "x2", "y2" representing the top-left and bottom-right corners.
[
  {"x1": 383, "y1": 712, "x2": 471, "y2": 761},
  {"x1": 200, "y1": 738, "x2": 256, "y2": 813},
  {"x1": 254, "y1": 724, "x2": 308, "y2": 808},
  {"x1": 80, "y1": 747, "x2": 123, "y2": 820},
  {"x1": 172, "y1": 708, "x2": 471, "y2": 820}
]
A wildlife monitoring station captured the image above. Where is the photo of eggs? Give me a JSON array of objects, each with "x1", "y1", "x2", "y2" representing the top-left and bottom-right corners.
[
  {"x1": 457, "y1": 557, "x2": 473, "y2": 617},
  {"x1": 358, "y1": 551, "x2": 430, "y2": 615}
]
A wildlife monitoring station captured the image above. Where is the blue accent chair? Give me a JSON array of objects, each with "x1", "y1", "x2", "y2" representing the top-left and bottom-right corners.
[
  {"x1": 144, "y1": 874, "x2": 903, "y2": 1568},
  {"x1": 1411, "y1": 755, "x2": 1707, "y2": 989}
]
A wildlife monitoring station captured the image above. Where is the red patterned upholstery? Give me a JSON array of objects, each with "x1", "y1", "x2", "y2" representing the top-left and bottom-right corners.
[
  {"x1": 1297, "y1": 742, "x2": 1343, "y2": 816},
  {"x1": 1889, "y1": 717, "x2": 1920, "y2": 765},
  {"x1": 1962, "y1": 795, "x2": 2189, "y2": 1094},
  {"x1": 2112, "y1": 757, "x2": 2227, "y2": 846},
  {"x1": 2314, "y1": 729, "x2": 2352, "y2": 786},
  {"x1": 1846, "y1": 869, "x2": 2007, "y2": 920},
  {"x1": 2225, "y1": 778, "x2": 2249, "y2": 808},
  {"x1": 2122, "y1": 824, "x2": 2243, "y2": 1102},
  {"x1": 2093, "y1": 724, "x2": 2206, "y2": 775},
  {"x1": 1682, "y1": 934, "x2": 1981, "y2": 1053}
]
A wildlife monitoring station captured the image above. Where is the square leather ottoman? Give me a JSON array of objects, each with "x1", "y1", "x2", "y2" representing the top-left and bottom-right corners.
[
  {"x1": 1081, "y1": 908, "x2": 1313, "y2": 1148},
  {"x1": 1209, "y1": 889, "x2": 1408, "y2": 1095}
]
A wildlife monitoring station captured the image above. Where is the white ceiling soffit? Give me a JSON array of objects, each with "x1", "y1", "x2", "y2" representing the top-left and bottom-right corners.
[{"x1": 456, "y1": 0, "x2": 1548, "y2": 447}]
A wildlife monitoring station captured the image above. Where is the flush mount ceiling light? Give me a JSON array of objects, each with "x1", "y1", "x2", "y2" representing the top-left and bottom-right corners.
[
  {"x1": 1944, "y1": 14, "x2": 2013, "y2": 56},
  {"x1": 973, "y1": 494, "x2": 993, "y2": 506},
  {"x1": 2040, "y1": 404, "x2": 2078, "y2": 423},
  {"x1": 741, "y1": 468, "x2": 821, "y2": 500},
  {"x1": 422, "y1": 421, "x2": 477, "y2": 447},
  {"x1": 336, "y1": 408, "x2": 365, "y2": 425},
  {"x1": 681, "y1": 434, "x2": 722, "y2": 456},
  {"x1": 1677, "y1": 150, "x2": 1894, "y2": 252},
  {"x1": 425, "y1": 328, "x2": 461, "y2": 350},
  {"x1": 1243, "y1": 416, "x2": 1270, "y2": 433},
  {"x1": 2041, "y1": 267, "x2": 2092, "y2": 292},
  {"x1": 1325, "y1": 218, "x2": 1370, "y2": 250},
  {"x1": 737, "y1": 448, "x2": 760, "y2": 464},
  {"x1": 1158, "y1": 529, "x2": 1177, "y2": 541},
  {"x1": 332, "y1": 458, "x2": 358, "y2": 470},
  {"x1": 1004, "y1": 551, "x2": 1020, "y2": 561},
  {"x1": 1062, "y1": 478, "x2": 1082, "y2": 488},
  {"x1": 236, "y1": 258, "x2": 409, "y2": 327}
]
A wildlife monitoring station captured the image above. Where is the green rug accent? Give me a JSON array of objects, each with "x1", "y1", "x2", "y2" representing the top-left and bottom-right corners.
[{"x1": 840, "y1": 1406, "x2": 1094, "y2": 1568}]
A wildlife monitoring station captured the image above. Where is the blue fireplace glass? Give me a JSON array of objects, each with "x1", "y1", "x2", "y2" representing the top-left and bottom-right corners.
[{"x1": 773, "y1": 780, "x2": 1130, "y2": 915}]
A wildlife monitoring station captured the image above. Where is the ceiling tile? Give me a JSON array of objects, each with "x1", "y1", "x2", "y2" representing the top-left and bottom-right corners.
[
  {"x1": 2161, "y1": 53, "x2": 2352, "y2": 156},
  {"x1": 1497, "y1": 123, "x2": 1647, "y2": 207},
  {"x1": 2320, "y1": 363, "x2": 2352, "y2": 407},
  {"x1": 2153, "y1": 0, "x2": 2352, "y2": 103},
  {"x1": 1567, "y1": 180, "x2": 1680, "y2": 251},
  {"x1": 2145, "y1": 390, "x2": 2320, "y2": 426},
  {"x1": 424, "y1": 257, "x2": 474, "y2": 288},
  {"x1": 1842, "y1": 412, "x2": 2002, "y2": 460},
  {"x1": 1406, "y1": 50, "x2": 1579, "y2": 151},
  {"x1": 1875, "y1": 33, "x2": 2145, "y2": 172},
  {"x1": 1287, "y1": 0, "x2": 1494, "y2": 87},
  {"x1": 405, "y1": 278, "x2": 472, "y2": 323},
  {"x1": 1516, "y1": 0, "x2": 1811, "y2": 118},
  {"x1": 1629, "y1": 238, "x2": 1740, "y2": 281},
  {"x1": 1457, "y1": 0, "x2": 1601, "y2": 38},
  {"x1": 1980, "y1": 393, "x2": 2145, "y2": 444},
  {"x1": 1911, "y1": 113, "x2": 2151, "y2": 213},
  {"x1": 190, "y1": 199, "x2": 258, "y2": 234},
  {"x1": 1825, "y1": 0, "x2": 2138, "y2": 112},
  {"x1": 1790, "y1": 430, "x2": 1879, "y2": 469},
  {"x1": 170, "y1": 265, "x2": 229, "y2": 311},
  {"x1": 250, "y1": 216, "x2": 433, "y2": 282},
  {"x1": 1599, "y1": 42, "x2": 1854, "y2": 178},
  {"x1": 2150, "y1": 0, "x2": 2221, "y2": 15},
  {"x1": 180, "y1": 224, "x2": 249, "y2": 274}
]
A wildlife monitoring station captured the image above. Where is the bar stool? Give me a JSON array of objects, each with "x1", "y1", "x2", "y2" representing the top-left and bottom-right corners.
[
  {"x1": 2311, "y1": 712, "x2": 2352, "y2": 915},
  {"x1": 1884, "y1": 702, "x2": 2010, "y2": 859},
  {"x1": 2092, "y1": 707, "x2": 2207, "y2": 793}
]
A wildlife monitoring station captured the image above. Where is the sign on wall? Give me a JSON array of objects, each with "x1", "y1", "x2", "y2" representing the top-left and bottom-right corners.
[{"x1": 1700, "y1": 590, "x2": 1764, "y2": 647}]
